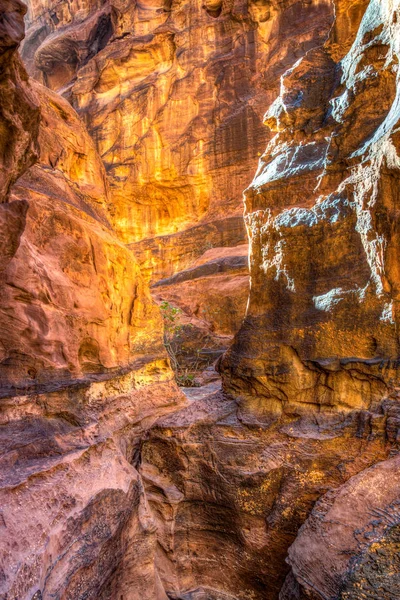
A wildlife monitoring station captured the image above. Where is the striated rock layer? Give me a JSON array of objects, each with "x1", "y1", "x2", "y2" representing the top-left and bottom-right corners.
[
  {"x1": 22, "y1": 0, "x2": 335, "y2": 356},
  {"x1": 0, "y1": 5, "x2": 184, "y2": 598},
  {"x1": 23, "y1": 0, "x2": 333, "y2": 244},
  {"x1": 2, "y1": 0, "x2": 400, "y2": 598}
]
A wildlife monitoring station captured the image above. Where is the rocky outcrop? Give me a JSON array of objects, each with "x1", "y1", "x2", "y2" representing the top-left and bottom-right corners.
[
  {"x1": 139, "y1": 387, "x2": 400, "y2": 599},
  {"x1": 0, "y1": 5, "x2": 184, "y2": 598},
  {"x1": 153, "y1": 245, "x2": 249, "y2": 374},
  {"x1": 0, "y1": 0, "x2": 39, "y2": 204},
  {"x1": 0, "y1": 0, "x2": 40, "y2": 288},
  {"x1": 3, "y1": 81, "x2": 168, "y2": 396},
  {"x1": 22, "y1": 0, "x2": 335, "y2": 354},
  {"x1": 281, "y1": 450, "x2": 400, "y2": 600},
  {"x1": 221, "y1": 0, "x2": 400, "y2": 416},
  {"x1": 23, "y1": 0, "x2": 333, "y2": 243},
  {"x1": 209, "y1": 0, "x2": 400, "y2": 596},
  {"x1": 133, "y1": 0, "x2": 400, "y2": 597}
]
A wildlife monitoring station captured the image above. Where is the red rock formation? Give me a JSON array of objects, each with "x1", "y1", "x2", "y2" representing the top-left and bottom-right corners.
[
  {"x1": 23, "y1": 0, "x2": 333, "y2": 244},
  {"x1": 281, "y1": 451, "x2": 400, "y2": 599},
  {"x1": 221, "y1": 0, "x2": 400, "y2": 416},
  {"x1": 141, "y1": 0, "x2": 400, "y2": 597},
  {"x1": 0, "y1": 0, "x2": 40, "y2": 289},
  {"x1": 2, "y1": 0, "x2": 400, "y2": 598},
  {"x1": 0, "y1": 5, "x2": 184, "y2": 597},
  {"x1": 3, "y1": 80, "x2": 168, "y2": 395},
  {"x1": 0, "y1": 0, "x2": 39, "y2": 203},
  {"x1": 140, "y1": 385, "x2": 400, "y2": 599},
  {"x1": 21, "y1": 0, "x2": 335, "y2": 357}
]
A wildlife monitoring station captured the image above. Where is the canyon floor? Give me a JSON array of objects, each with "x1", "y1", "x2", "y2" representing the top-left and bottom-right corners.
[{"x1": 1, "y1": 0, "x2": 400, "y2": 598}]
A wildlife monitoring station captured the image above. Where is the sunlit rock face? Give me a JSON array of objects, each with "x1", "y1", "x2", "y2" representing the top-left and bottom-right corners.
[
  {"x1": 21, "y1": 0, "x2": 336, "y2": 362},
  {"x1": 3, "y1": 0, "x2": 400, "y2": 597},
  {"x1": 3, "y1": 82, "x2": 169, "y2": 395},
  {"x1": 221, "y1": 0, "x2": 400, "y2": 416},
  {"x1": 137, "y1": 2, "x2": 400, "y2": 591},
  {"x1": 0, "y1": 5, "x2": 185, "y2": 597},
  {"x1": 23, "y1": 0, "x2": 333, "y2": 247}
]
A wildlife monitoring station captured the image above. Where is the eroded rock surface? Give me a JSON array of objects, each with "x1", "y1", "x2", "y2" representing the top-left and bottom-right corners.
[
  {"x1": 22, "y1": 0, "x2": 335, "y2": 351},
  {"x1": 23, "y1": 0, "x2": 333, "y2": 242},
  {"x1": 281, "y1": 451, "x2": 400, "y2": 600},
  {"x1": 0, "y1": 0, "x2": 39, "y2": 204},
  {"x1": 140, "y1": 388, "x2": 400, "y2": 599},
  {"x1": 221, "y1": 0, "x2": 400, "y2": 416},
  {"x1": 2, "y1": 0, "x2": 400, "y2": 598},
  {"x1": 0, "y1": 6, "x2": 185, "y2": 598}
]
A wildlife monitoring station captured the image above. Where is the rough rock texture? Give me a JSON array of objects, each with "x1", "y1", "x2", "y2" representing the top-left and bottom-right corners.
[
  {"x1": 281, "y1": 450, "x2": 400, "y2": 600},
  {"x1": 139, "y1": 388, "x2": 400, "y2": 599},
  {"x1": 22, "y1": 0, "x2": 334, "y2": 350},
  {"x1": 23, "y1": 0, "x2": 333, "y2": 242},
  {"x1": 221, "y1": 0, "x2": 400, "y2": 415},
  {"x1": 0, "y1": 0, "x2": 39, "y2": 204},
  {"x1": 210, "y1": 0, "x2": 400, "y2": 597},
  {"x1": 0, "y1": 0, "x2": 40, "y2": 289},
  {"x1": 3, "y1": 0, "x2": 400, "y2": 598},
  {"x1": 3, "y1": 81, "x2": 167, "y2": 395},
  {"x1": 0, "y1": 7, "x2": 185, "y2": 598}
]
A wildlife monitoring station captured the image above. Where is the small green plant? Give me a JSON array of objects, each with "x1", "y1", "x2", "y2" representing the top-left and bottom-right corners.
[
  {"x1": 159, "y1": 301, "x2": 201, "y2": 387},
  {"x1": 177, "y1": 370, "x2": 199, "y2": 388},
  {"x1": 160, "y1": 300, "x2": 181, "y2": 372},
  {"x1": 160, "y1": 301, "x2": 182, "y2": 335}
]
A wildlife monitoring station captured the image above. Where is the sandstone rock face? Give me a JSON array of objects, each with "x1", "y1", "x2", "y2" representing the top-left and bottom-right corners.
[
  {"x1": 0, "y1": 0, "x2": 40, "y2": 287},
  {"x1": 140, "y1": 388, "x2": 400, "y2": 599},
  {"x1": 22, "y1": 0, "x2": 334, "y2": 352},
  {"x1": 281, "y1": 450, "x2": 400, "y2": 600},
  {"x1": 0, "y1": 0, "x2": 39, "y2": 205},
  {"x1": 3, "y1": 81, "x2": 168, "y2": 395},
  {"x1": 221, "y1": 0, "x2": 400, "y2": 416},
  {"x1": 23, "y1": 0, "x2": 333, "y2": 245},
  {"x1": 153, "y1": 245, "x2": 249, "y2": 375},
  {"x1": 3, "y1": 0, "x2": 400, "y2": 598},
  {"x1": 208, "y1": 0, "x2": 400, "y2": 596},
  {"x1": 0, "y1": 7, "x2": 185, "y2": 598}
]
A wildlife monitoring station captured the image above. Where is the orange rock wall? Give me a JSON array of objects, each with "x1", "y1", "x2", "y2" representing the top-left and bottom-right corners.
[
  {"x1": 23, "y1": 0, "x2": 333, "y2": 252},
  {"x1": 221, "y1": 0, "x2": 400, "y2": 415},
  {"x1": 0, "y1": 5, "x2": 184, "y2": 598},
  {"x1": 21, "y1": 0, "x2": 338, "y2": 360}
]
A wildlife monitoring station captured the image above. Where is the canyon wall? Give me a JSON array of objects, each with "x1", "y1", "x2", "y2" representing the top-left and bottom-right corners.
[
  {"x1": 1, "y1": 0, "x2": 400, "y2": 598},
  {"x1": 21, "y1": 0, "x2": 335, "y2": 360},
  {"x1": 221, "y1": 0, "x2": 400, "y2": 417},
  {"x1": 137, "y1": 0, "x2": 400, "y2": 594},
  {"x1": 0, "y1": 4, "x2": 183, "y2": 598}
]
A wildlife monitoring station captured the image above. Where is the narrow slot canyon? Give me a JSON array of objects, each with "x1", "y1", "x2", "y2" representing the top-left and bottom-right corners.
[{"x1": 1, "y1": 0, "x2": 400, "y2": 598}]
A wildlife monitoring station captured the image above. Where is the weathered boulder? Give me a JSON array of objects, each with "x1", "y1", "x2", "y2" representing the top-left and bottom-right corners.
[
  {"x1": 221, "y1": 0, "x2": 400, "y2": 418},
  {"x1": 281, "y1": 451, "x2": 400, "y2": 600}
]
